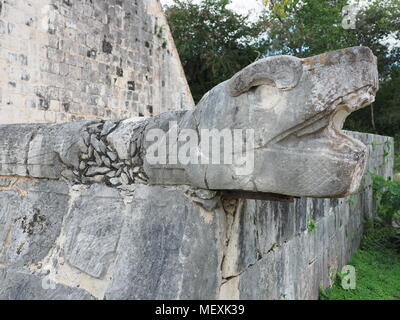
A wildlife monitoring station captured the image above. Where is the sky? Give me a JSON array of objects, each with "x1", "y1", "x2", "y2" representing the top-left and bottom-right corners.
[{"x1": 160, "y1": 0, "x2": 265, "y2": 18}]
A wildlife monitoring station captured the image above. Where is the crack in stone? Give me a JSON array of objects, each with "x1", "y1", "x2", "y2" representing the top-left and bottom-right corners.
[{"x1": 25, "y1": 128, "x2": 39, "y2": 177}]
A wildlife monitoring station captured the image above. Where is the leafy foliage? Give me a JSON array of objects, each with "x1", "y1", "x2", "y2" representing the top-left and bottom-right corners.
[
  {"x1": 264, "y1": 0, "x2": 400, "y2": 72},
  {"x1": 370, "y1": 172, "x2": 400, "y2": 253},
  {"x1": 263, "y1": 0, "x2": 400, "y2": 137},
  {"x1": 371, "y1": 172, "x2": 400, "y2": 225},
  {"x1": 395, "y1": 150, "x2": 400, "y2": 173},
  {"x1": 307, "y1": 217, "x2": 316, "y2": 232},
  {"x1": 164, "y1": 0, "x2": 267, "y2": 103},
  {"x1": 393, "y1": 232, "x2": 400, "y2": 250},
  {"x1": 346, "y1": 66, "x2": 400, "y2": 138},
  {"x1": 264, "y1": 0, "x2": 356, "y2": 57},
  {"x1": 320, "y1": 225, "x2": 400, "y2": 300}
]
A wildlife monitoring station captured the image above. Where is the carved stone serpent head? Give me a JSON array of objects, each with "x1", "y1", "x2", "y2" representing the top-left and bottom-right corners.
[
  {"x1": 0, "y1": 47, "x2": 379, "y2": 199},
  {"x1": 145, "y1": 46, "x2": 379, "y2": 198}
]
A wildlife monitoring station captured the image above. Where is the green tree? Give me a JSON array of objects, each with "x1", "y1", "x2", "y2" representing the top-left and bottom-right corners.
[
  {"x1": 263, "y1": 0, "x2": 400, "y2": 138},
  {"x1": 166, "y1": 0, "x2": 400, "y2": 140},
  {"x1": 165, "y1": 0, "x2": 267, "y2": 103},
  {"x1": 344, "y1": 1, "x2": 400, "y2": 138},
  {"x1": 264, "y1": 0, "x2": 357, "y2": 57}
]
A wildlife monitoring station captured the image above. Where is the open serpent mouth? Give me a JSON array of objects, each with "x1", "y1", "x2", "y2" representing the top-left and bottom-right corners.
[
  {"x1": 273, "y1": 85, "x2": 377, "y2": 162},
  {"x1": 255, "y1": 85, "x2": 378, "y2": 198},
  {"x1": 330, "y1": 85, "x2": 377, "y2": 133}
]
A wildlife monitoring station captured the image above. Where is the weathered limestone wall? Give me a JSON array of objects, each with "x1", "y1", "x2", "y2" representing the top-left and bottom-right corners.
[
  {"x1": 220, "y1": 132, "x2": 394, "y2": 300},
  {"x1": 0, "y1": 131, "x2": 393, "y2": 300},
  {"x1": 0, "y1": 0, "x2": 193, "y2": 124},
  {"x1": 0, "y1": 0, "x2": 387, "y2": 301}
]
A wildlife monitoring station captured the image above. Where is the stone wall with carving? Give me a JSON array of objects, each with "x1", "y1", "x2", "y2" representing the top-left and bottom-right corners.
[
  {"x1": 0, "y1": 0, "x2": 393, "y2": 301},
  {"x1": 0, "y1": 0, "x2": 193, "y2": 124},
  {"x1": 0, "y1": 131, "x2": 393, "y2": 300}
]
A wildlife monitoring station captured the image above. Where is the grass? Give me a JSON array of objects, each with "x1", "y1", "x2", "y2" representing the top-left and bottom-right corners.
[
  {"x1": 320, "y1": 225, "x2": 400, "y2": 300},
  {"x1": 395, "y1": 136, "x2": 399, "y2": 173}
]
